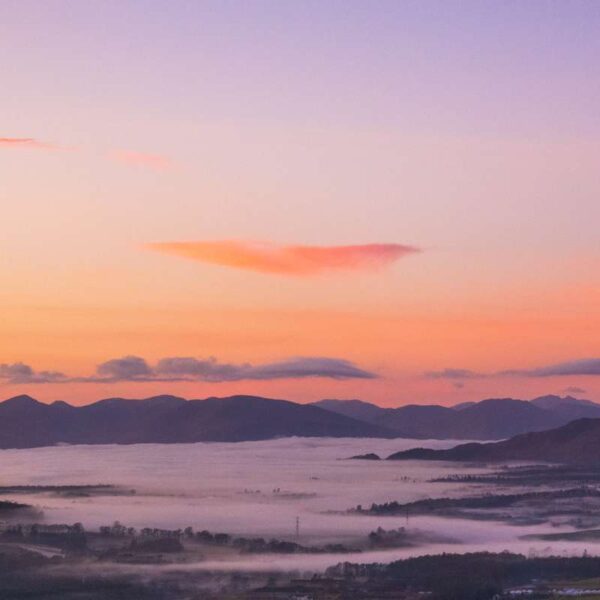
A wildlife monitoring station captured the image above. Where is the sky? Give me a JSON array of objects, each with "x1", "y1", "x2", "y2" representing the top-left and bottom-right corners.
[{"x1": 1, "y1": 0, "x2": 599, "y2": 406}]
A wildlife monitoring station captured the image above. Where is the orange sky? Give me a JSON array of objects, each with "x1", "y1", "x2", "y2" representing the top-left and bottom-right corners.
[{"x1": 1, "y1": 2, "x2": 600, "y2": 405}]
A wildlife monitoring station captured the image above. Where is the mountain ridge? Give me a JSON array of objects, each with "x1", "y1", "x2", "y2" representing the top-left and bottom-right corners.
[
  {"x1": 1, "y1": 393, "x2": 598, "y2": 449},
  {"x1": 0, "y1": 394, "x2": 396, "y2": 449},
  {"x1": 312, "y1": 395, "x2": 600, "y2": 440}
]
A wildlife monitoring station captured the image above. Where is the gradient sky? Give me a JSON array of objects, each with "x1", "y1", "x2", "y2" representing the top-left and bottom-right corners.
[{"x1": 1, "y1": 0, "x2": 599, "y2": 405}]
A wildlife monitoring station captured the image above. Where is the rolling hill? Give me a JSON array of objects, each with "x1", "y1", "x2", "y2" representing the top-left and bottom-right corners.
[{"x1": 387, "y1": 417, "x2": 600, "y2": 464}]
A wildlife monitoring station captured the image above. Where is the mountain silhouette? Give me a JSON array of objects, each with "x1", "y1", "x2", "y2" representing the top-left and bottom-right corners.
[
  {"x1": 313, "y1": 395, "x2": 600, "y2": 440},
  {"x1": 387, "y1": 417, "x2": 600, "y2": 464},
  {"x1": 0, "y1": 394, "x2": 394, "y2": 449}
]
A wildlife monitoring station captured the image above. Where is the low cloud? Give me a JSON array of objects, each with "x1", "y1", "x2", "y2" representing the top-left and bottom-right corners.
[
  {"x1": 93, "y1": 355, "x2": 376, "y2": 382},
  {"x1": 96, "y1": 356, "x2": 154, "y2": 380},
  {"x1": 426, "y1": 358, "x2": 600, "y2": 381},
  {"x1": 238, "y1": 357, "x2": 376, "y2": 380},
  {"x1": 0, "y1": 362, "x2": 68, "y2": 384},
  {"x1": 146, "y1": 240, "x2": 419, "y2": 276},
  {"x1": 112, "y1": 150, "x2": 173, "y2": 171},
  {"x1": 501, "y1": 358, "x2": 600, "y2": 378},
  {"x1": 0, "y1": 356, "x2": 376, "y2": 385},
  {"x1": 0, "y1": 137, "x2": 57, "y2": 150}
]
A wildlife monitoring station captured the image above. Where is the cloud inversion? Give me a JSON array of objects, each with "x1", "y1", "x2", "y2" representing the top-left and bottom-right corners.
[
  {"x1": 0, "y1": 356, "x2": 376, "y2": 384},
  {"x1": 146, "y1": 240, "x2": 419, "y2": 276}
]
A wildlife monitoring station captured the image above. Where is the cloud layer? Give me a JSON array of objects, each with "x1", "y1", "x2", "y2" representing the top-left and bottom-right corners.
[
  {"x1": 146, "y1": 240, "x2": 419, "y2": 276},
  {"x1": 501, "y1": 358, "x2": 600, "y2": 378},
  {"x1": 426, "y1": 358, "x2": 600, "y2": 381},
  {"x1": 0, "y1": 356, "x2": 376, "y2": 385},
  {"x1": 0, "y1": 363, "x2": 68, "y2": 384}
]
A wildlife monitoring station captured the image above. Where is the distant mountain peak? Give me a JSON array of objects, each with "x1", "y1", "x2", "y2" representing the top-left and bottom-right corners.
[
  {"x1": 532, "y1": 394, "x2": 597, "y2": 408},
  {"x1": 50, "y1": 400, "x2": 73, "y2": 408},
  {"x1": 312, "y1": 398, "x2": 385, "y2": 423},
  {"x1": 318, "y1": 398, "x2": 377, "y2": 407},
  {"x1": 141, "y1": 395, "x2": 186, "y2": 406},
  {"x1": 2, "y1": 394, "x2": 41, "y2": 407}
]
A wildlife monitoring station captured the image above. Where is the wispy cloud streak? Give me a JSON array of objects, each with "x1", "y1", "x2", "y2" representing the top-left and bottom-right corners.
[
  {"x1": 0, "y1": 137, "x2": 57, "y2": 150},
  {"x1": 1, "y1": 136, "x2": 173, "y2": 170},
  {"x1": 146, "y1": 240, "x2": 419, "y2": 276}
]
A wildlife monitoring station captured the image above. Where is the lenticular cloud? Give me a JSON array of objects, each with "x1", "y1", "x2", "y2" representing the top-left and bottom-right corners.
[{"x1": 146, "y1": 240, "x2": 419, "y2": 276}]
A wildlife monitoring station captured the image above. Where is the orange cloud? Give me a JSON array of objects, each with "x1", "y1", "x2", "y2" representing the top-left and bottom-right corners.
[
  {"x1": 146, "y1": 240, "x2": 419, "y2": 276},
  {"x1": 112, "y1": 150, "x2": 173, "y2": 171},
  {"x1": 0, "y1": 137, "x2": 57, "y2": 150}
]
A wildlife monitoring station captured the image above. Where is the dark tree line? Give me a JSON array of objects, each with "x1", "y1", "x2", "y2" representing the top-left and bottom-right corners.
[
  {"x1": 355, "y1": 487, "x2": 600, "y2": 515},
  {"x1": 327, "y1": 552, "x2": 600, "y2": 600}
]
